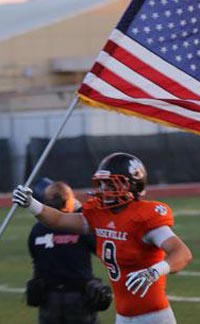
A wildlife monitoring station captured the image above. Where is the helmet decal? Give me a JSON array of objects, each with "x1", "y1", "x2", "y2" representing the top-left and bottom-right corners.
[{"x1": 128, "y1": 159, "x2": 144, "y2": 180}]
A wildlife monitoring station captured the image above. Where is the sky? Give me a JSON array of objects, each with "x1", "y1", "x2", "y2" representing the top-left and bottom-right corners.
[
  {"x1": 0, "y1": 0, "x2": 112, "y2": 41},
  {"x1": 0, "y1": 0, "x2": 27, "y2": 3},
  {"x1": 0, "y1": 0, "x2": 41, "y2": 4}
]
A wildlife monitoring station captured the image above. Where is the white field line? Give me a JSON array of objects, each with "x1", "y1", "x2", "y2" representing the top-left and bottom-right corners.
[
  {"x1": 0, "y1": 285, "x2": 199, "y2": 302},
  {"x1": 168, "y1": 296, "x2": 200, "y2": 302},
  {"x1": 177, "y1": 271, "x2": 200, "y2": 276},
  {"x1": 174, "y1": 210, "x2": 200, "y2": 216},
  {"x1": 0, "y1": 284, "x2": 25, "y2": 293},
  {"x1": 1, "y1": 270, "x2": 200, "y2": 304}
]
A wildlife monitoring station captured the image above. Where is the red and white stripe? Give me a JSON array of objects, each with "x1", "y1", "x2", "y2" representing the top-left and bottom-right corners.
[{"x1": 78, "y1": 29, "x2": 200, "y2": 134}]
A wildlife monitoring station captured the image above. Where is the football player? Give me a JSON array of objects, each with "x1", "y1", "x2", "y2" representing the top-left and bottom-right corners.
[{"x1": 13, "y1": 152, "x2": 192, "y2": 324}]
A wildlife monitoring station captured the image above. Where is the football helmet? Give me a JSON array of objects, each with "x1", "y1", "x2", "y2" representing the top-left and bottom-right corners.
[{"x1": 92, "y1": 152, "x2": 147, "y2": 208}]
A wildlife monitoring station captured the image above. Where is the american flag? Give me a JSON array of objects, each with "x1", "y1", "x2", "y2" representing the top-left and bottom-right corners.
[{"x1": 78, "y1": 0, "x2": 200, "y2": 135}]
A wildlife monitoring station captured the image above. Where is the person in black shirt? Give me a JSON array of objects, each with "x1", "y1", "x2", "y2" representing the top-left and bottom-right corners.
[{"x1": 27, "y1": 178, "x2": 111, "y2": 324}]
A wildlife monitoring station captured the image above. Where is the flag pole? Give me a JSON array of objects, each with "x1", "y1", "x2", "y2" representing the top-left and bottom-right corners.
[{"x1": 0, "y1": 95, "x2": 79, "y2": 239}]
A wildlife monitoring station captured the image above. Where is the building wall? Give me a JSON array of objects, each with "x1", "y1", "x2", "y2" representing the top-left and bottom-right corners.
[
  {"x1": 0, "y1": 99, "x2": 174, "y2": 185},
  {"x1": 0, "y1": 0, "x2": 130, "y2": 92}
]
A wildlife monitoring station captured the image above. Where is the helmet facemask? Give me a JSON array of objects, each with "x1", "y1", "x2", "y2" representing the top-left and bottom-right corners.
[{"x1": 92, "y1": 170, "x2": 133, "y2": 209}]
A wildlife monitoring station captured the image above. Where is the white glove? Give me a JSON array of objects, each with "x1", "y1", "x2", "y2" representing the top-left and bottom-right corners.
[
  {"x1": 12, "y1": 184, "x2": 43, "y2": 216},
  {"x1": 125, "y1": 268, "x2": 160, "y2": 298},
  {"x1": 12, "y1": 185, "x2": 33, "y2": 207}
]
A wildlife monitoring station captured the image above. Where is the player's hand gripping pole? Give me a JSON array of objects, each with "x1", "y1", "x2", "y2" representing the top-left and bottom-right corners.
[{"x1": 0, "y1": 96, "x2": 79, "y2": 239}]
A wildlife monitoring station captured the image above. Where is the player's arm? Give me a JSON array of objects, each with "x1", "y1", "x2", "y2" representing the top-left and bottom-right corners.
[
  {"x1": 12, "y1": 185, "x2": 89, "y2": 234},
  {"x1": 144, "y1": 225, "x2": 192, "y2": 272},
  {"x1": 39, "y1": 205, "x2": 86, "y2": 233},
  {"x1": 126, "y1": 226, "x2": 192, "y2": 297},
  {"x1": 161, "y1": 235, "x2": 192, "y2": 273}
]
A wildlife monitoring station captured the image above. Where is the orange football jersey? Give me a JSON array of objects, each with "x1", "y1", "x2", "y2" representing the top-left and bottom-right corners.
[{"x1": 82, "y1": 198, "x2": 174, "y2": 316}]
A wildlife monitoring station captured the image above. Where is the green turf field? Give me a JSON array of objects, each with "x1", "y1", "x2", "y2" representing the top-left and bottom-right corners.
[{"x1": 0, "y1": 196, "x2": 200, "y2": 324}]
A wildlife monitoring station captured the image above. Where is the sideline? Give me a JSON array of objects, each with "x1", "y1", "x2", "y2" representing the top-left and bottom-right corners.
[{"x1": 1, "y1": 181, "x2": 200, "y2": 207}]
